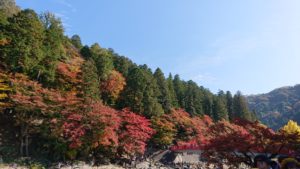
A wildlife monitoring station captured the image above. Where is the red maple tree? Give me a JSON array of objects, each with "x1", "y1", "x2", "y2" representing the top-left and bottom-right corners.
[
  {"x1": 118, "y1": 108, "x2": 155, "y2": 157},
  {"x1": 87, "y1": 102, "x2": 121, "y2": 149}
]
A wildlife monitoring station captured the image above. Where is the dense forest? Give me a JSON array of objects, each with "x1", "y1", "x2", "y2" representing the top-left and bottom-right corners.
[{"x1": 1, "y1": 0, "x2": 299, "y2": 168}]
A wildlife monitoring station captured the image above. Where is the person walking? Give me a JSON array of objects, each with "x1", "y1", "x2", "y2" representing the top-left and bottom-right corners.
[
  {"x1": 281, "y1": 158, "x2": 300, "y2": 169},
  {"x1": 254, "y1": 155, "x2": 273, "y2": 169}
]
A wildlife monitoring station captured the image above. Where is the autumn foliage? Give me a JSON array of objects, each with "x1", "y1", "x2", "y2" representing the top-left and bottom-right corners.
[
  {"x1": 0, "y1": 72, "x2": 11, "y2": 108},
  {"x1": 281, "y1": 120, "x2": 300, "y2": 136},
  {"x1": 118, "y1": 108, "x2": 155, "y2": 156},
  {"x1": 0, "y1": 38, "x2": 10, "y2": 46},
  {"x1": 10, "y1": 73, "x2": 51, "y2": 112},
  {"x1": 1, "y1": 4, "x2": 300, "y2": 164},
  {"x1": 3, "y1": 70, "x2": 300, "y2": 165},
  {"x1": 56, "y1": 56, "x2": 84, "y2": 87},
  {"x1": 50, "y1": 102, "x2": 154, "y2": 158},
  {"x1": 201, "y1": 118, "x2": 300, "y2": 166},
  {"x1": 151, "y1": 114, "x2": 176, "y2": 146},
  {"x1": 101, "y1": 70, "x2": 126, "y2": 103},
  {"x1": 88, "y1": 103, "x2": 120, "y2": 149},
  {"x1": 167, "y1": 115, "x2": 300, "y2": 167},
  {"x1": 169, "y1": 109, "x2": 212, "y2": 144}
]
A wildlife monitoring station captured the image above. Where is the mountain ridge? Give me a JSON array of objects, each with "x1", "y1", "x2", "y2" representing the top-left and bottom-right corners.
[{"x1": 247, "y1": 84, "x2": 300, "y2": 130}]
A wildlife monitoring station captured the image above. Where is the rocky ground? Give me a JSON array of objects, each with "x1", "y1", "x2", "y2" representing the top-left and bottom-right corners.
[
  {"x1": 0, "y1": 161, "x2": 251, "y2": 169},
  {"x1": 0, "y1": 164, "x2": 124, "y2": 169}
]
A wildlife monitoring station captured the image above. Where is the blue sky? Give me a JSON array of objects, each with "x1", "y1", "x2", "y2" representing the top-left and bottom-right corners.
[{"x1": 16, "y1": 0, "x2": 300, "y2": 95}]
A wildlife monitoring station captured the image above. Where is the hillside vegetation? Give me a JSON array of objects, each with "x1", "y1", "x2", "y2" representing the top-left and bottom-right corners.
[
  {"x1": 248, "y1": 84, "x2": 300, "y2": 130},
  {"x1": 2, "y1": 1, "x2": 299, "y2": 168}
]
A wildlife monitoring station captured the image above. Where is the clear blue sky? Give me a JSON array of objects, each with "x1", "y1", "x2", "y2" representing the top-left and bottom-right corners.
[{"x1": 16, "y1": 0, "x2": 300, "y2": 95}]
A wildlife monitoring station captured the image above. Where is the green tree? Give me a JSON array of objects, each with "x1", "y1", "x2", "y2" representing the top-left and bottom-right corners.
[
  {"x1": 173, "y1": 74, "x2": 186, "y2": 108},
  {"x1": 119, "y1": 66, "x2": 163, "y2": 118},
  {"x1": 217, "y1": 90, "x2": 226, "y2": 102},
  {"x1": 0, "y1": 10, "x2": 8, "y2": 25},
  {"x1": 81, "y1": 59, "x2": 101, "y2": 102},
  {"x1": 203, "y1": 92, "x2": 213, "y2": 117},
  {"x1": 212, "y1": 96, "x2": 229, "y2": 121},
  {"x1": 250, "y1": 109, "x2": 258, "y2": 121},
  {"x1": 142, "y1": 84, "x2": 164, "y2": 118},
  {"x1": 113, "y1": 55, "x2": 135, "y2": 78},
  {"x1": 0, "y1": 10, "x2": 9, "y2": 67},
  {"x1": 80, "y1": 45, "x2": 92, "y2": 59},
  {"x1": 154, "y1": 68, "x2": 172, "y2": 112},
  {"x1": 39, "y1": 12, "x2": 66, "y2": 84},
  {"x1": 90, "y1": 43, "x2": 114, "y2": 81},
  {"x1": 0, "y1": 0, "x2": 20, "y2": 18},
  {"x1": 184, "y1": 80, "x2": 203, "y2": 116},
  {"x1": 226, "y1": 91, "x2": 234, "y2": 121},
  {"x1": 140, "y1": 65, "x2": 164, "y2": 117},
  {"x1": 233, "y1": 91, "x2": 252, "y2": 121},
  {"x1": 166, "y1": 73, "x2": 178, "y2": 108},
  {"x1": 118, "y1": 67, "x2": 144, "y2": 113},
  {"x1": 70, "y1": 34, "x2": 82, "y2": 49},
  {"x1": 2, "y1": 9, "x2": 45, "y2": 76}
]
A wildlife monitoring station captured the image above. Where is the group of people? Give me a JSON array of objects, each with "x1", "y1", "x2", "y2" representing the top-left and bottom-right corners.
[{"x1": 254, "y1": 154, "x2": 300, "y2": 169}]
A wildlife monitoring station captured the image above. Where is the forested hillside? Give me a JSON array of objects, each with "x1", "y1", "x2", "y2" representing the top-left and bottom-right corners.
[
  {"x1": 248, "y1": 84, "x2": 300, "y2": 130},
  {"x1": 5, "y1": 0, "x2": 299, "y2": 168}
]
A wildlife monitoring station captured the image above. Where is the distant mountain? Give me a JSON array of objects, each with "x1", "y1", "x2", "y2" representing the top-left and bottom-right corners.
[{"x1": 247, "y1": 84, "x2": 300, "y2": 130}]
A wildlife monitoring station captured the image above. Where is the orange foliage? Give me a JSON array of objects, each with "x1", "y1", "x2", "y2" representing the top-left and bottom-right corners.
[
  {"x1": 10, "y1": 73, "x2": 50, "y2": 112},
  {"x1": 0, "y1": 38, "x2": 10, "y2": 46},
  {"x1": 56, "y1": 56, "x2": 83, "y2": 86},
  {"x1": 151, "y1": 114, "x2": 177, "y2": 146},
  {"x1": 170, "y1": 109, "x2": 212, "y2": 143},
  {"x1": 101, "y1": 70, "x2": 126, "y2": 100}
]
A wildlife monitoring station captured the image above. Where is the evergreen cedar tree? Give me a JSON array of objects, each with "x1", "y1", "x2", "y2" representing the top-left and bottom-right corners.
[{"x1": 0, "y1": 0, "x2": 300, "y2": 166}]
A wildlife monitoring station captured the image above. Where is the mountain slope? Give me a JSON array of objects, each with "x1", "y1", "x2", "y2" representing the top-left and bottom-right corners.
[{"x1": 247, "y1": 84, "x2": 300, "y2": 130}]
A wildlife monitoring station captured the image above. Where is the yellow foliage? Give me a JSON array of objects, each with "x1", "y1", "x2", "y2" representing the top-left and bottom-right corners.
[
  {"x1": 281, "y1": 120, "x2": 300, "y2": 135},
  {"x1": 0, "y1": 38, "x2": 10, "y2": 46},
  {"x1": 280, "y1": 158, "x2": 300, "y2": 169},
  {"x1": 0, "y1": 82, "x2": 11, "y2": 91},
  {"x1": 0, "y1": 93, "x2": 8, "y2": 100},
  {"x1": 0, "y1": 72, "x2": 11, "y2": 108}
]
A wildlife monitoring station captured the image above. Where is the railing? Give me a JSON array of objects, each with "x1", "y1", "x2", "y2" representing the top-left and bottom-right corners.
[{"x1": 170, "y1": 144, "x2": 203, "y2": 151}]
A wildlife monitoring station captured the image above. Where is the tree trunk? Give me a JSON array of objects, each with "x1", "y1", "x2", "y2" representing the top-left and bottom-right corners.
[
  {"x1": 37, "y1": 70, "x2": 41, "y2": 80},
  {"x1": 20, "y1": 124, "x2": 29, "y2": 157},
  {"x1": 25, "y1": 134, "x2": 29, "y2": 157},
  {"x1": 20, "y1": 125, "x2": 24, "y2": 157},
  {"x1": 20, "y1": 137, "x2": 24, "y2": 157}
]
